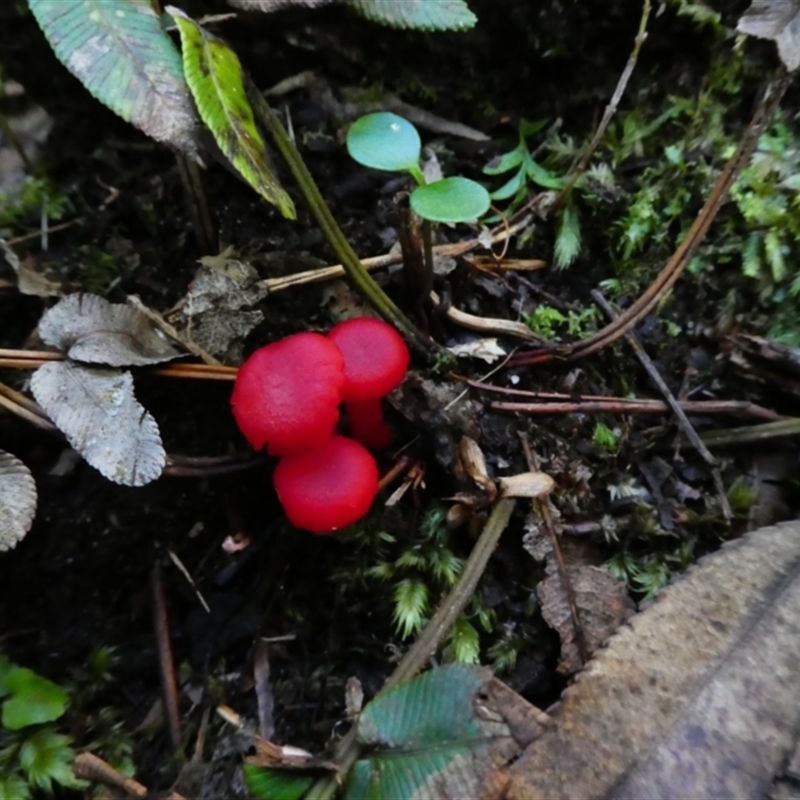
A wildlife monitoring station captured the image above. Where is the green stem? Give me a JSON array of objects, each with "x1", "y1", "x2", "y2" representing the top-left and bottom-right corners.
[
  {"x1": 303, "y1": 498, "x2": 516, "y2": 800},
  {"x1": 250, "y1": 90, "x2": 438, "y2": 357}
]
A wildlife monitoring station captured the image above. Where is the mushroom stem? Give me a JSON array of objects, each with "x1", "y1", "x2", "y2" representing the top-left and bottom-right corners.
[{"x1": 346, "y1": 398, "x2": 393, "y2": 449}]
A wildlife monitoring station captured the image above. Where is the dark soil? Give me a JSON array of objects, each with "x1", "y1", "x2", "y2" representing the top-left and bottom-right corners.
[{"x1": 1, "y1": 0, "x2": 798, "y2": 796}]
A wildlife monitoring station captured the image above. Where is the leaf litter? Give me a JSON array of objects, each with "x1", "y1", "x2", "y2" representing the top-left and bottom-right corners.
[{"x1": 0, "y1": 450, "x2": 37, "y2": 551}]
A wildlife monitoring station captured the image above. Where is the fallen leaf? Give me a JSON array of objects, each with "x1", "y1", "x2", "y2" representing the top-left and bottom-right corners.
[
  {"x1": 0, "y1": 450, "x2": 37, "y2": 551},
  {"x1": 30, "y1": 361, "x2": 165, "y2": 486},
  {"x1": 448, "y1": 338, "x2": 507, "y2": 363},
  {"x1": 738, "y1": 0, "x2": 800, "y2": 71},
  {"x1": 38, "y1": 293, "x2": 181, "y2": 366},
  {"x1": 508, "y1": 520, "x2": 800, "y2": 798},
  {"x1": 1, "y1": 239, "x2": 62, "y2": 297},
  {"x1": 538, "y1": 565, "x2": 634, "y2": 675}
]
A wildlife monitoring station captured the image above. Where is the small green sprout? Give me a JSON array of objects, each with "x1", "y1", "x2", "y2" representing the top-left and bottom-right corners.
[
  {"x1": 347, "y1": 112, "x2": 491, "y2": 224},
  {"x1": 593, "y1": 422, "x2": 619, "y2": 453}
]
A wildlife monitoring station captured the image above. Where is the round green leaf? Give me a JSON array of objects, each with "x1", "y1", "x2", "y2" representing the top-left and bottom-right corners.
[
  {"x1": 347, "y1": 112, "x2": 421, "y2": 175},
  {"x1": 410, "y1": 177, "x2": 491, "y2": 223},
  {"x1": 2, "y1": 668, "x2": 68, "y2": 730}
]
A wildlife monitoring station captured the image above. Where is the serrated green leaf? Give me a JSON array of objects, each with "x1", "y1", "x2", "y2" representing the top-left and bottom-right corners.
[
  {"x1": 393, "y1": 579, "x2": 428, "y2": 639},
  {"x1": 410, "y1": 177, "x2": 490, "y2": 223},
  {"x1": 347, "y1": 112, "x2": 422, "y2": 177},
  {"x1": 346, "y1": 664, "x2": 492, "y2": 800},
  {"x1": 169, "y1": 7, "x2": 296, "y2": 219},
  {"x1": 449, "y1": 617, "x2": 481, "y2": 664},
  {"x1": 28, "y1": 0, "x2": 200, "y2": 159},
  {"x1": 2, "y1": 669, "x2": 68, "y2": 730},
  {"x1": 243, "y1": 764, "x2": 315, "y2": 800},
  {"x1": 554, "y1": 202, "x2": 581, "y2": 270},
  {"x1": 344, "y1": 0, "x2": 476, "y2": 30}
]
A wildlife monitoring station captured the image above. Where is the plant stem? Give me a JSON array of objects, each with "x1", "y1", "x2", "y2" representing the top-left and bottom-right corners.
[
  {"x1": 249, "y1": 89, "x2": 438, "y2": 357},
  {"x1": 303, "y1": 498, "x2": 516, "y2": 800}
]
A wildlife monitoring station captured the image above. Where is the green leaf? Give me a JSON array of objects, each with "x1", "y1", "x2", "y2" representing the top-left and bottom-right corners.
[
  {"x1": 489, "y1": 169, "x2": 525, "y2": 201},
  {"x1": 347, "y1": 112, "x2": 422, "y2": 178},
  {"x1": 18, "y1": 729, "x2": 82, "y2": 792},
  {"x1": 243, "y1": 764, "x2": 315, "y2": 800},
  {"x1": 346, "y1": 664, "x2": 492, "y2": 800},
  {"x1": 523, "y1": 152, "x2": 564, "y2": 190},
  {"x1": 169, "y1": 7, "x2": 296, "y2": 219},
  {"x1": 0, "y1": 655, "x2": 13, "y2": 699},
  {"x1": 28, "y1": 0, "x2": 200, "y2": 159},
  {"x1": 410, "y1": 177, "x2": 490, "y2": 223},
  {"x1": 449, "y1": 617, "x2": 481, "y2": 664},
  {"x1": 0, "y1": 773, "x2": 31, "y2": 800},
  {"x1": 1, "y1": 669, "x2": 68, "y2": 730},
  {"x1": 554, "y1": 202, "x2": 581, "y2": 269},
  {"x1": 344, "y1": 0, "x2": 476, "y2": 30},
  {"x1": 393, "y1": 579, "x2": 428, "y2": 639},
  {"x1": 483, "y1": 147, "x2": 525, "y2": 176}
]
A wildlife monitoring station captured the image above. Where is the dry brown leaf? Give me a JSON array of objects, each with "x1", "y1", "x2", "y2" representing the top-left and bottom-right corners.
[
  {"x1": 538, "y1": 565, "x2": 634, "y2": 675},
  {"x1": 508, "y1": 520, "x2": 800, "y2": 798},
  {"x1": 30, "y1": 362, "x2": 165, "y2": 486},
  {"x1": 1, "y1": 239, "x2": 62, "y2": 297},
  {"x1": 38, "y1": 293, "x2": 181, "y2": 366},
  {"x1": 738, "y1": 0, "x2": 800, "y2": 71},
  {"x1": 0, "y1": 450, "x2": 37, "y2": 551}
]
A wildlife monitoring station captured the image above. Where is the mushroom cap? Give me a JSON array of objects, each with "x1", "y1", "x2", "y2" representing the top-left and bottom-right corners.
[
  {"x1": 231, "y1": 332, "x2": 344, "y2": 456},
  {"x1": 328, "y1": 317, "x2": 409, "y2": 401},
  {"x1": 273, "y1": 435, "x2": 379, "y2": 533}
]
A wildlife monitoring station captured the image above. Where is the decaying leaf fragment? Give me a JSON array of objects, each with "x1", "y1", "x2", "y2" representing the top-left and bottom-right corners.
[
  {"x1": 738, "y1": 0, "x2": 800, "y2": 71},
  {"x1": 38, "y1": 293, "x2": 181, "y2": 366},
  {"x1": 0, "y1": 451, "x2": 37, "y2": 551},
  {"x1": 507, "y1": 520, "x2": 800, "y2": 799},
  {"x1": 30, "y1": 362, "x2": 165, "y2": 486},
  {"x1": 538, "y1": 565, "x2": 634, "y2": 675}
]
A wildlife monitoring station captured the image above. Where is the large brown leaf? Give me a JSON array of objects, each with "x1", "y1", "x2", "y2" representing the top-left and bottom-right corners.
[{"x1": 507, "y1": 520, "x2": 800, "y2": 798}]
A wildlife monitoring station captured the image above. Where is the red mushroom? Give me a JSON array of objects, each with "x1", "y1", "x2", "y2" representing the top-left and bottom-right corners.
[
  {"x1": 231, "y1": 332, "x2": 344, "y2": 456},
  {"x1": 328, "y1": 317, "x2": 409, "y2": 449},
  {"x1": 273, "y1": 435, "x2": 379, "y2": 533}
]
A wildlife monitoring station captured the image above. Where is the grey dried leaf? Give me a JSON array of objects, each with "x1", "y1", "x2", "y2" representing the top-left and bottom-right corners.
[
  {"x1": 185, "y1": 260, "x2": 266, "y2": 316},
  {"x1": 30, "y1": 361, "x2": 164, "y2": 486},
  {"x1": 185, "y1": 309, "x2": 263, "y2": 360},
  {"x1": 38, "y1": 293, "x2": 181, "y2": 366},
  {"x1": 509, "y1": 520, "x2": 800, "y2": 799},
  {"x1": 0, "y1": 450, "x2": 37, "y2": 551},
  {"x1": 1, "y1": 238, "x2": 62, "y2": 297},
  {"x1": 538, "y1": 565, "x2": 634, "y2": 675},
  {"x1": 738, "y1": 0, "x2": 800, "y2": 71}
]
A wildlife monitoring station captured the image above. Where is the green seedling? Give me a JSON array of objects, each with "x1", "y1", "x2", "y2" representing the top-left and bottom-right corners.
[
  {"x1": 347, "y1": 112, "x2": 491, "y2": 224},
  {"x1": 0, "y1": 655, "x2": 84, "y2": 799}
]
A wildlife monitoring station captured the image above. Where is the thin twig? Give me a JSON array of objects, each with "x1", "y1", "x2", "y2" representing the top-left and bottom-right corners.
[
  {"x1": 73, "y1": 751, "x2": 189, "y2": 800},
  {"x1": 127, "y1": 295, "x2": 221, "y2": 366},
  {"x1": 690, "y1": 418, "x2": 800, "y2": 448},
  {"x1": 591, "y1": 290, "x2": 731, "y2": 519},
  {"x1": 488, "y1": 398, "x2": 783, "y2": 420},
  {"x1": 152, "y1": 561, "x2": 182, "y2": 754},
  {"x1": 551, "y1": 0, "x2": 651, "y2": 215},
  {"x1": 519, "y1": 432, "x2": 588, "y2": 666}
]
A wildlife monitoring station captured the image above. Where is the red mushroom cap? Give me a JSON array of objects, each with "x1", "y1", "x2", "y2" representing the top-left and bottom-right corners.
[
  {"x1": 273, "y1": 435, "x2": 379, "y2": 533},
  {"x1": 231, "y1": 332, "x2": 344, "y2": 456},
  {"x1": 327, "y1": 317, "x2": 409, "y2": 401}
]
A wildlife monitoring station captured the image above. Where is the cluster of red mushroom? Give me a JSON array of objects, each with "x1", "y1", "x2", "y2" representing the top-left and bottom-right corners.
[{"x1": 230, "y1": 317, "x2": 409, "y2": 534}]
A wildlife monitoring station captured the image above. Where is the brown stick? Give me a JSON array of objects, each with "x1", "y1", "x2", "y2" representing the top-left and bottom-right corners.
[
  {"x1": 73, "y1": 751, "x2": 189, "y2": 800},
  {"x1": 151, "y1": 561, "x2": 182, "y2": 754}
]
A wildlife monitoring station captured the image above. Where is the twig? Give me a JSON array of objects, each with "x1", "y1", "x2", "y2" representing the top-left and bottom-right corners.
[
  {"x1": 73, "y1": 751, "x2": 189, "y2": 800},
  {"x1": 254, "y1": 638, "x2": 275, "y2": 741},
  {"x1": 167, "y1": 549, "x2": 210, "y2": 613},
  {"x1": 511, "y1": 67, "x2": 794, "y2": 367},
  {"x1": 690, "y1": 418, "x2": 800, "y2": 448},
  {"x1": 152, "y1": 561, "x2": 182, "y2": 754},
  {"x1": 488, "y1": 398, "x2": 783, "y2": 420},
  {"x1": 127, "y1": 295, "x2": 221, "y2": 366},
  {"x1": 430, "y1": 290, "x2": 540, "y2": 341},
  {"x1": 591, "y1": 290, "x2": 731, "y2": 520},
  {"x1": 551, "y1": 0, "x2": 651, "y2": 215},
  {"x1": 0, "y1": 381, "x2": 59, "y2": 432},
  {"x1": 304, "y1": 498, "x2": 517, "y2": 800},
  {"x1": 519, "y1": 432, "x2": 588, "y2": 666},
  {"x1": 6, "y1": 217, "x2": 84, "y2": 246}
]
